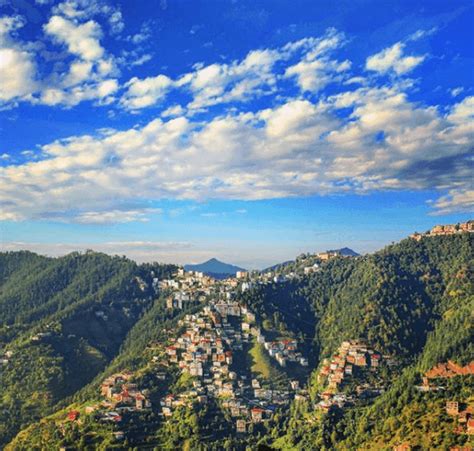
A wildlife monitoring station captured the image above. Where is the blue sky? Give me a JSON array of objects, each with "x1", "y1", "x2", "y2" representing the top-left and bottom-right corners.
[{"x1": 0, "y1": 0, "x2": 472, "y2": 268}]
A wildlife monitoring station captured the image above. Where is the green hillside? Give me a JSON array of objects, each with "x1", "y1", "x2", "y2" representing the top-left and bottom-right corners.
[
  {"x1": 2, "y1": 233, "x2": 473, "y2": 449},
  {"x1": 0, "y1": 251, "x2": 176, "y2": 447}
]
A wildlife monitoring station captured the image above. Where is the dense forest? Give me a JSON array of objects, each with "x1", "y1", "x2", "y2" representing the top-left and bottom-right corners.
[{"x1": 1, "y1": 233, "x2": 473, "y2": 449}]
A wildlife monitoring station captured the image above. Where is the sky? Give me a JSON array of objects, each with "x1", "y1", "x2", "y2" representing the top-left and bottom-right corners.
[{"x1": 0, "y1": 0, "x2": 473, "y2": 269}]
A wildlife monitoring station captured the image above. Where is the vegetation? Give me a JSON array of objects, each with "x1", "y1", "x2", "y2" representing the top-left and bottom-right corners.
[
  {"x1": 0, "y1": 250, "x2": 176, "y2": 447},
  {"x1": 2, "y1": 233, "x2": 473, "y2": 449}
]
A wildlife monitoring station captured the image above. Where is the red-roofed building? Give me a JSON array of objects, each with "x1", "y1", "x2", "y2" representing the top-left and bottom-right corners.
[
  {"x1": 251, "y1": 407, "x2": 264, "y2": 423},
  {"x1": 67, "y1": 410, "x2": 80, "y2": 421}
]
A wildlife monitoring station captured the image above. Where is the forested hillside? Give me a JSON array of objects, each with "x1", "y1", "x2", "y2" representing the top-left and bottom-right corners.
[
  {"x1": 2, "y1": 233, "x2": 473, "y2": 449},
  {"x1": 0, "y1": 251, "x2": 176, "y2": 447},
  {"x1": 268, "y1": 234, "x2": 473, "y2": 449}
]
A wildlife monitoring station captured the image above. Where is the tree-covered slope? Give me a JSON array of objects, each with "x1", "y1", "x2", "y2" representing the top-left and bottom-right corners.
[
  {"x1": 0, "y1": 251, "x2": 176, "y2": 447},
  {"x1": 268, "y1": 234, "x2": 473, "y2": 450}
]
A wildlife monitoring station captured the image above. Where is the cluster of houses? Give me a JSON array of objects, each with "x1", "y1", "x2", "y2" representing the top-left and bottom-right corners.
[
  {"x1": 160, "y1": 266, "x2": 286, "y2": 311},
  {"x1": 158, "y1": 244, "x2": 364, "y2": 316},
  {"x1": 316, "y1": 340, "x2": 386, "y2": 412},
  {"x1": 160, "y1": 268, "x2": 218, "y2": 310},
  {"x1": 156, "y1": 300, "x2": 305, "y2": 433},
  {"x1": 61, "y1": 372, "x2": 150, "y2": 442},
  {"x1": 160, "y1": 250, "x2": 352, "y2": 313},
  {"x1": 262, "y1": 338, "x2": 308, "y2": 368},
  {"x1": 445, "y1": 401, "x2": 474, "y2": 436},
  {"x1": 99, "y1": 372, "x2": 151, "y2": 413},
  {"x1": 410, "y1": 221, "x2": 473, "y2": 241}
]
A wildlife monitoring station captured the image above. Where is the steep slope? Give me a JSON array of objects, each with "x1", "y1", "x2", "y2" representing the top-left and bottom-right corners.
[
  {"x1": 269, "y1": 234, "x2": 474, "y2": 450},
  {"x1": 0, "y1": 251, "x2": 176, "y2": 447}
]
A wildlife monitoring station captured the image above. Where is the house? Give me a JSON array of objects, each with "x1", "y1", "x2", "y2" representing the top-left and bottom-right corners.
[
  {"x1": 251, "y1": 407, "x2": 264, "y2": 423},
  {"x1": 67, "y1": 410, "x2": 80, "y2": 421},
  {"x1": 276, "y1": 353, "x2": 287, "y2": 367},
  {"x1": 393, "y1": 444, "x2": 411, "y2": 451},
  {"x1": 371, "y1": 354, "x2": 381, "y2": 367},
  {"x1": 354, "y1": 355, "x2": 367, "y2": 367},
  {"x1": 135, "y1": 394, "x2": 150, "y2": 410},
  {"x1": 446, "y1": 401, "x2": 459, "y2": 416},
  {"x1": 290, "y1": 380, "x2": 299, "y2": 390},
  {"x1": 236, "y1": 419, "x2": 246, "y2": 433}
]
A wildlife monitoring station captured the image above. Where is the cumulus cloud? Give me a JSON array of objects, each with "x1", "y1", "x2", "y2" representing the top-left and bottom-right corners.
[
  {"x1": 121, "y1": 75, "x2": 173, "y2": 109},
  {"x1": 430, "y1": 188, "x2": 474, "y2": 215},
  {"x1": 0, "y1": 0, "x2": 123, "y2": 108},
  {"x1": 44, "y1": 15, "x2": 104, "y2": 61},
  {"x1": 52, "y1": 0, "x2": 125, "y2": 34},
  {"x1": 366, "y1": 42, "x2": 425, "y2": 75},
  {"x1": 0, "y1": 16, "x2": 38, "y2": 103},
  {"x1": 1, "y1": 86, "x2": 472, "y2": 221},
  {"x1": 0, "y1": 20, "x2": 470, "y2": 219},
  {"x1": 119, "y1": 28, "x2": 348, "y2": 111},
  {"x1": 161, "y1": 104, "x2": 185, "y2": 117},
  {"x1": 284, "y1": 29, "x2": 350, "y2": 92}
]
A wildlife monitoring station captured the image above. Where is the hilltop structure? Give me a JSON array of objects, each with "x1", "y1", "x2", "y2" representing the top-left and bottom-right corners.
[{"x1": 410, "y1": 221, "x2": 473, "y2": 241}]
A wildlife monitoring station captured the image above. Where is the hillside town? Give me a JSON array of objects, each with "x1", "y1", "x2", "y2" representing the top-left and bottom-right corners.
[{"x1": 155, "y1": 297, "x2": 308, "y2": 433}]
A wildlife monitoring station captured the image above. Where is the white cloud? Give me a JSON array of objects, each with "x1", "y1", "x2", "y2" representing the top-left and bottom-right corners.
[
  {"x1": 366, "y1": 42, "x2": 425, "y2": 75},
  {"x1": 130, "y1": 53, "x2": 152, "y2": 66},
  {"x1": 74, "y1": 208, "x2": 162, "y2": 224},
  {"x1": 284, "y1": 29, "x2": 350, "y2": 92},
  {"x1": 44, "y1": 15, "x2": 104, "y2": 61},
  {"x1": 161, "y1": 104, "x2": 185, "y2": 117},
  {"x1": 430, "y1": 188, "x2": 474, "y2": 215},
  {"x1": 120, "y1": 29, "x2": 349, "y2": 111},
  {"x1": 0, "y1": 1, "x2": 124, "y2": 108},
  {"x1": 52, "y1": 0, "x2": 125, "y2": 34},
  {"x1": 0, "y1": 16, "x2": 38, "y2": 103},
  {"x1": 1, "y1": 87, "x2": 472, "y2": 221},
  {"x1": 450, "y1": 87, "x2": 464, "y2": 97},
  {"x1": 121, "y1": 75, "x2": 173, "y2": 109},
  {"x1": 447, "y1": 95, "x2": 474, "y2": 123}
]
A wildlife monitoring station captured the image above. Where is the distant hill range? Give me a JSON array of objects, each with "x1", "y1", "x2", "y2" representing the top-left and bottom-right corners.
[
  {"x1": 327, "y1": 247, "x2": 360, "y2": 257},
  {"x1": 184, "y1": 258, "x2": 246, "y2": 279}
]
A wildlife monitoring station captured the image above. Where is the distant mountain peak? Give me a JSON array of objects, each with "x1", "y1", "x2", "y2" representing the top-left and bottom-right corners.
[
  {"x1": 327, "y1": 247, "x2": 360, "y2": 257},
  {"x1": 184, "y1": 258, "x2": 246, "y2": 278}
]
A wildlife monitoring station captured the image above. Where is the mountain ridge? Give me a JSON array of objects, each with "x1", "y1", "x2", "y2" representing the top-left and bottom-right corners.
[{"x1": 184, "y1": 257, "x2": 246, "y2": 276}]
